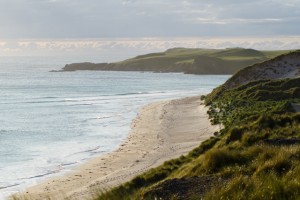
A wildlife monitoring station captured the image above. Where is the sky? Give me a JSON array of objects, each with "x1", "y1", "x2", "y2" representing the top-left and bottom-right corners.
[{"x1": 0, "y1": 0, "x2": 299, "y2": 59}]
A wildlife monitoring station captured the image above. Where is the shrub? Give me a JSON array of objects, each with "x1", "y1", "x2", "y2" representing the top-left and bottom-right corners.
[
  {"x1": 188, "y1": 137, "x2": 220, "y2": 158},
  {"x1": 226, "y1": 126, "x2": 244, "y2": 143},
  {"x1": 203, "y1": 148, "x2": 246, "y2": 172}
]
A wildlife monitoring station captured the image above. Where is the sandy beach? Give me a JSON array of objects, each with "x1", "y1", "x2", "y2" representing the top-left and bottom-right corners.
[{"x1": 15, "y1": 96, "x2": 219, "y2": 200}]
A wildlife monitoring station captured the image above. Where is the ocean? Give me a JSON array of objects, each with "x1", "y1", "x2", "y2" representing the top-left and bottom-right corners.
[{"x1": 0, "y1": 56, "x2": 229, "y2": 198}]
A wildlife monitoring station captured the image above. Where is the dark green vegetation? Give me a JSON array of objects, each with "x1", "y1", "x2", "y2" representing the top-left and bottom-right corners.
[
  {"x1": 205, "y1": 50, "x2": 300, "y2": 104},
  {"x1": 202, "y1": 77, "x2": 300, "y2": 199},
  {"x1": 95, "y1": 51, "x2": 300, "y2": 200},
  {"x1": 59, "y1": 48, "x2": 291, "y2": 74},
  {"x1": 95, "y1": 77, "x2": 300, "y2": 200}
]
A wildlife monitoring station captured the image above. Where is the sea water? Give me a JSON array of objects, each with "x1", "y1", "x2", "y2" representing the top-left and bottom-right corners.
[{"x1": 0, "y1": 56, "x2": 229, "y2": 199}]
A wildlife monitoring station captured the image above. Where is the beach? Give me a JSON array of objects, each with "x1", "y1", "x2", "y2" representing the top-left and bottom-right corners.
[{"x1": 15, "y1": 96, "x2": 219, "y2": 200}]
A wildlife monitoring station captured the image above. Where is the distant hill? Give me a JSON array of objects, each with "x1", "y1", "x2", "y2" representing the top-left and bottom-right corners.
[{"x1": 55, "y1": 48, "x2": 291, "y2": 74}]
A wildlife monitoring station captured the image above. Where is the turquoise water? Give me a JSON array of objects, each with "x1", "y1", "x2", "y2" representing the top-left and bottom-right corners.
[{"x1": 0, "y1": 56, "x2": 229, "y2": 198}]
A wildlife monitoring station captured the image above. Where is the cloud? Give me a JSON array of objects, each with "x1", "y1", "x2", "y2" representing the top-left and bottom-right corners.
[
  {"x1": 0, "y1": 37, "x2": 299, "y2": 59},
  {"x1": 194, "y1": 18, "x2": 285, "y2": 25},
  {"x1": 0, "y1": 0, "x2": 299, "y2": 38}
]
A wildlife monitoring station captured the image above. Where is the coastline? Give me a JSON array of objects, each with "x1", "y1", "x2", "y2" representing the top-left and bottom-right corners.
[{"x1": 15, "y1": 96, "x2": 219, "y2": 200}]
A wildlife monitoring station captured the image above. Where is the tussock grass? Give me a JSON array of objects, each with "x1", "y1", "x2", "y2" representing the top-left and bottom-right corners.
[
  {"x1": 95, "y1": 137, "x2": 220, "y2": 200},
  {"x1": 95, "y1": 75, "x2": 300, "y2": 199}
]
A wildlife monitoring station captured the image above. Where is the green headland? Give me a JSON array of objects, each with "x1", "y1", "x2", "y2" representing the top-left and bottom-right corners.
[{"x1": 58, "y1": 48, "x2": 291, "y2": 74}]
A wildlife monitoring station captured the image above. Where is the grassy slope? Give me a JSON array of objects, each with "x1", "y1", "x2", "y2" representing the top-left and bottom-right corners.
[
  {"x1": 205, "y1": 50, "x2": 300, "y2": 105},
  {"x1": 95, "y1": 77, "x2": 300, "y2": 200},
  {"x1": 114, "y1": 48, "x2": 290, "y2": 74},
  {"x1": 63, "y1": 48, "x2": 291, "y2": 74},
  {"x1": 95, "y1": 54, "x2": 300, "y2": 199}
]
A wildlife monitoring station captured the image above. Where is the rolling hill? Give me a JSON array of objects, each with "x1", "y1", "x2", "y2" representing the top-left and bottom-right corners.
[{"x1": 57, "y1": 48, "x2": 291, "y2": 74}]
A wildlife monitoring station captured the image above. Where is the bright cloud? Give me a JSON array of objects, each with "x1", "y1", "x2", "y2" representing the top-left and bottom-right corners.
[{"x1": 0, "y1": 37, "x2": 299, "y2": 59}]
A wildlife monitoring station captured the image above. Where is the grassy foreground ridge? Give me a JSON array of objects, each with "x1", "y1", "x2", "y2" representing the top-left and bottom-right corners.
[
  {"x1": 95, "y1": 51, "x2": 300, "y2": 199},
  {"x1": 59, "y1": 48, "x2": 290, "y2": 74}
]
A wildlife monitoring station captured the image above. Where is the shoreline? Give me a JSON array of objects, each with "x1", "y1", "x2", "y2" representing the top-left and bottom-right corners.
[{"x1": 15, "y1": 96, "x2": 219, "y2": 200}]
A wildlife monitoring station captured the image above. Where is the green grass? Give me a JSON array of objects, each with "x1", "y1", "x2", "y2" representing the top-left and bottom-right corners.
[
  {"x1": 94, "y1": 74, "x2": 300, "y2": 199},
  {"x1": 204, "y1": 50, "x2": 300, "y2": 104},
  {"x1": 262, "y1": 50, "x2": 297, "y2": 58},
  {"x1": 220, "y1": 56, "x2": 263, "y2": 61},
  {"x1": 94, "y1": 137, "x2": 220, "y2": 200},
  {"x1": 117, "y1": 48, "x2": 289, "y2": 74},
  {"x1": 175, "y1": 59, "x2": 194, "y2": 65},
  {"x1": 92, "y1": 48, "x2": 300, "y2": 200},
  {"x1": 64, "y1": 48, "x2": 291, "y2": 74}
]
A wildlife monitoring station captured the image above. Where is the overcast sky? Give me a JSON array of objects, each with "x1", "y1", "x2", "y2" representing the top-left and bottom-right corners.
[{"x1": 0, "y1": 0, "x2": 299, "y2": 57}]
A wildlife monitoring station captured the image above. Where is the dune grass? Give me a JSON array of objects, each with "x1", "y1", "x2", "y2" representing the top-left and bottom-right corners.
[{"x1": 94, "y1": 75, "x2": 300, "y2": 199}]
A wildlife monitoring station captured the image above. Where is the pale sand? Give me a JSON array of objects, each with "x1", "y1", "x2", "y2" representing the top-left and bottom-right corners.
[{"x1": 15, "y1": 96, "x2": 219, "y2": 200}]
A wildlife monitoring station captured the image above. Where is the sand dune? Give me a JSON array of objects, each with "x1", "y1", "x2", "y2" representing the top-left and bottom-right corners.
[{"x1": 15, "y1": 96, "x2": 219, "y2": 200}]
